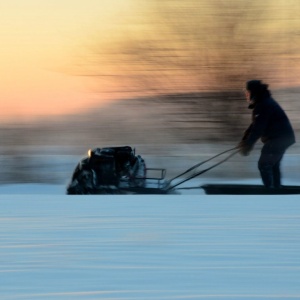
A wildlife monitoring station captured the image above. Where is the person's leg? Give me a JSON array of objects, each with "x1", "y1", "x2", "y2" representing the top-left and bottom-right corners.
[
  {"x1": 272, "y1": 154, "x2": 284, "y2": 188},
  {"x1": 258, "y1": 142, "x2": 285, "y2": 188},
  {"x1": 258, "y1": 153, "x2": 274, "y2": 188}
]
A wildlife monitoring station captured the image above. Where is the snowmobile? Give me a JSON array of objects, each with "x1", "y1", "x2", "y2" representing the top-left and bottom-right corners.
[{"x1": 66, "y1": 146, "x2": 169, "y2": 194}]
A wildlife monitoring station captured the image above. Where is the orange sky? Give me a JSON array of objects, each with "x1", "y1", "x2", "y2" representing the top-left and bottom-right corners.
[
  {"x1": 1, "y1": 0, "x2": 300, "y2": 123},
  {"x1": 0, "y1": 0, "x2": 137, "y2": 122}
]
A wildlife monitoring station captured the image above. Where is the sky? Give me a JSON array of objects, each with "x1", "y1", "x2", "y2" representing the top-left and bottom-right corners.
[
  {"x1": 1, "y1": 0, "x2": 300, "y2": 123},
  {"x1": 0, "y1": 0, "x2": 137, "y2": 122}
]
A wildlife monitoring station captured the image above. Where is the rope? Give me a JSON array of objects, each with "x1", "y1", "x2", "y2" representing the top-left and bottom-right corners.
[
  {"x1": 169, "y1": 146, "x2": 238, "y2": 183},
  {"x1": 167, "y1": 149, "x2": 239, "y2": 191}
]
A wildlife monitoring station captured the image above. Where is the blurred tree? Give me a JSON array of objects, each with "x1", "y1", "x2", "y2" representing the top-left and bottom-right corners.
[
  {"x1": 114, "y1": 0, "x2": 275, "y2": 93},
  {"x1": 88, "y1": 0, "x2": 300, "y2": 142}
]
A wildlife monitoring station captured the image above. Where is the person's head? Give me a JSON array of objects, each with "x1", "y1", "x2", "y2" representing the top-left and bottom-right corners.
[{"x1": 245, "y1": 80, "x2": 270, "y2": 103}]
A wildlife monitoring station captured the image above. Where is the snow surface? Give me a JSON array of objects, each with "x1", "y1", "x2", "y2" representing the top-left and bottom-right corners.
[{"x1": 1, "y1": 183, "x2": 300, "y2": 299}]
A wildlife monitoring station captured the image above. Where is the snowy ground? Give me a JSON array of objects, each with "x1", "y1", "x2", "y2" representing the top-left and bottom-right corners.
[{"x1": 1, "y1": 182, "x2": 300, "y2": 300}]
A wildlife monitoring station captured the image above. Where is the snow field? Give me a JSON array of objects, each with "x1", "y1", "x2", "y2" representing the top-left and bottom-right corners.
[{"x1": 0, "y1": 191, "x2": 300, "y2": 299}]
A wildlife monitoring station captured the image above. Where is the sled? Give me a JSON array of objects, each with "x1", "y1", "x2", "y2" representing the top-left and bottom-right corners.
[
  {"x1": 165, "y1": 148, "x2": 300, "y2": 195},
  {"x1": 201, "y1": 184, "x2": 300, "y2": 195}
]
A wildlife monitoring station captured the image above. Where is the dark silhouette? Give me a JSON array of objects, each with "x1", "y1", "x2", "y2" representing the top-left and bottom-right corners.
[{"x1": 238, "y1": 80, "x2": 295, "y2": 188}]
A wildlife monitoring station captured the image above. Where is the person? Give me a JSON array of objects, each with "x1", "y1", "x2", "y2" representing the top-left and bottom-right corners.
[{"x1": 238, "y1": 80, "x2": 295, "y2": 188}]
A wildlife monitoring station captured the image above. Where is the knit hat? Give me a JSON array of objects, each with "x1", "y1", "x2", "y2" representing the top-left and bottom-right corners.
[
  {"x1": 246, "y1": 80, "x2": 268, "y2": 94},
  {"x1": 246, "y1": 80, "x2": 262, "y2": 92},
  {"x1": 246, "y1": 80, "x2": 270, "y2": 102}
]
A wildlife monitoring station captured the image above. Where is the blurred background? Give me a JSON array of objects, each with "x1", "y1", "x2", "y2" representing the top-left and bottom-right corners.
[{"x1": 1, "y1": 0, "x2": 300, "y2": 185}]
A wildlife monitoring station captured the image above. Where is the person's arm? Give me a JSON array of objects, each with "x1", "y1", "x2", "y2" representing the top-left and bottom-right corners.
[
  {"x1": 238, "y1": 124, "x2": 254, "y2": 156},
  {"x1": 242, "y1": 124, "x2": 253, "y2": 141},
  {"x1": 238, "y1": 103, "x2": 271, "y2": 156},
  {"x1": 245, "y1": 103, "x2": 271, "y2": 146}
]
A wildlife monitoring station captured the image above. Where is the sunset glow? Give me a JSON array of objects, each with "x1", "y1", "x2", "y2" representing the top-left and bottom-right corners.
[
  {"x1": 1, "y1": 0, "x2": 300, "y2": 122},
  {"x1": 0, "y1": 0, "x2": 135, "y2": 122}
]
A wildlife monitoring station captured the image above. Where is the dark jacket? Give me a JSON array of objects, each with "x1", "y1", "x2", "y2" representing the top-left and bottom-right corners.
[{"x1": 243, "y1": 95, "x2": 295, "y2": 148}]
